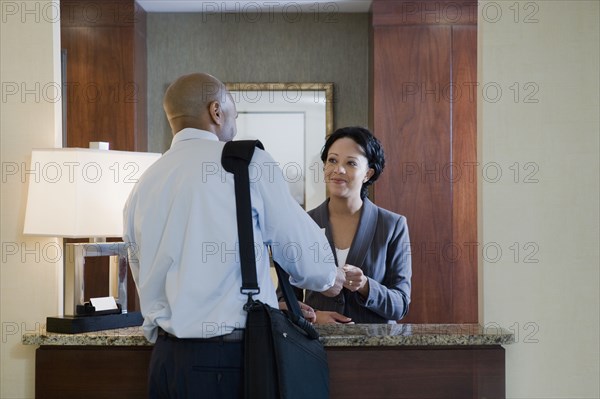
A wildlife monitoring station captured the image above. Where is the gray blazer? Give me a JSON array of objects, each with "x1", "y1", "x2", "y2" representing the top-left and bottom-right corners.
[{"x1": 292, "y1": 198, "x2": 412, "y2": 323}]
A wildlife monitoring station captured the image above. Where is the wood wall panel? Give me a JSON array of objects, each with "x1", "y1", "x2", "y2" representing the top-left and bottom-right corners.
[
  {"x1": 62, "y1": 27, "x2": 136, "y2": 150},
  {"x1": 374, "y1": 26, "x2": 454, "y2": 322},
  {"x1": 371, "y1": 0, "x2": 477, "y2": 323},
  {"x1": 61, "y1": 0, "x2": 141, "y2": 28},
  {"x1": 61, "y1": 0, "x2": 147, "y2": 312},
  {"x1": 373, "y1": 0, "x2": 479, "y2": 26},
  {"x1": 133, "y1": 3, "x2": 148, "y2": 151},
  {"x1": 451, "y1": 25, "x2": 478, "y2": 322},
  {"x1": 61, "y1": 0, "x2": 146, "y2": 152}
]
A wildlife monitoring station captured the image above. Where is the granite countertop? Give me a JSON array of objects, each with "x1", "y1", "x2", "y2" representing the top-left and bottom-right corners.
[{"x1": 22, "y1": 323, "x2": 514, "y2": 347}]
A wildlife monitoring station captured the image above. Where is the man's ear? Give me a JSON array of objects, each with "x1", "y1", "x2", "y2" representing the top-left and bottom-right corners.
[{"x1": 208, "y1": 100, "x2": 222, "y2": 125}]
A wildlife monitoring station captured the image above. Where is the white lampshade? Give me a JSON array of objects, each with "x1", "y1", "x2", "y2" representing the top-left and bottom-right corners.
[{"x1": 23, "y1": 148, "x2": 161, "y2": 238}]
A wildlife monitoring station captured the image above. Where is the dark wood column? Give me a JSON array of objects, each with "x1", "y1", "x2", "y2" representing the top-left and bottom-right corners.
[
  {"x1": 370, "y1": 0, "x2": 478, "y2": 323},
  {"x1": 61, "y1": 0, "x2": 147, "y2": 311},
  {"x1": 61, "y1": 0, "x2": 147, "y2": 151}
]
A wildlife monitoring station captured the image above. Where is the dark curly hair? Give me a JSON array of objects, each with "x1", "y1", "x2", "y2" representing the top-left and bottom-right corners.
[{"x1": 321, "y1": 126, "x2": 385, "y2": 199}]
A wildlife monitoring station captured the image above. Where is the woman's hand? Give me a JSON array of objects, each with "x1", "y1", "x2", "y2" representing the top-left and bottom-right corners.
[
  {"x1": 278, "y1": 301, "x2": 317, "y2": 323},
  {"x1": 342, "y1": 264, "x2": 370, "y2": 298},
  {"x1": 314, "y1": 311, "x2": 353, "y2": 324}
]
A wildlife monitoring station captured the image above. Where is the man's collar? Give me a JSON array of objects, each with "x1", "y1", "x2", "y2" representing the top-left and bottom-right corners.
[{"x1": 171, "y1": 128, "x2": 219, "y2": 147}]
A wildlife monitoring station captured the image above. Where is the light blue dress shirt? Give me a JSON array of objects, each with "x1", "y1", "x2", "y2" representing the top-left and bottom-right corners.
[{"x1": 123, "y1": 128, "x2": 336, "y2": 342}]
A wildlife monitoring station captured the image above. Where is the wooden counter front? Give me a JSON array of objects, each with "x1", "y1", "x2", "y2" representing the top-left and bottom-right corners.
[{"x1": 26, "y1": 324, "x2": 513, "y2": 398}]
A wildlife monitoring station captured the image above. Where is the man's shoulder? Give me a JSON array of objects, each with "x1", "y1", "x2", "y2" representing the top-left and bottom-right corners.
[{"x1": 249, "y1": 147, "x2": 275, "y2": 163}]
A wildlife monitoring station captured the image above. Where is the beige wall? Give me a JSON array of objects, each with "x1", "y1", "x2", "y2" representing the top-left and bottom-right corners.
[
  {"x1": 480, "y1": 1, "x2": 599, "y2": 397},
  {"x1": 0, "y1": 1, "x2": 62, "y2": 397}
]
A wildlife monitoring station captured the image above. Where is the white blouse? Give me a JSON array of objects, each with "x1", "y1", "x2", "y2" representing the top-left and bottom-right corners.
[{"x1": 336, "y1": 247, "x2": 350, "y2": 268}]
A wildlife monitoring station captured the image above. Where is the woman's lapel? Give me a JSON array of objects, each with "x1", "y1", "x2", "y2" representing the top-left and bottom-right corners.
[
  {"x1": 312, "y1": 200, "x2": 339, "y2": 266},
  {"x1": 347, "y1": 198, "x2": 378, "y2": 268}
]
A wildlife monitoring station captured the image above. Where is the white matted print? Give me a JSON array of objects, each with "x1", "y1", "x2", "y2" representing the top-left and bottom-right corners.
[{"x1": 230, "y1": 88, "x2": 328, "y2": 210}]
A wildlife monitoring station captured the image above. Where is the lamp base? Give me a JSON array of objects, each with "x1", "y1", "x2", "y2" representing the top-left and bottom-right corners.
[{"x1": 46, "y1": 312, "x2": 143, "y2": 334}]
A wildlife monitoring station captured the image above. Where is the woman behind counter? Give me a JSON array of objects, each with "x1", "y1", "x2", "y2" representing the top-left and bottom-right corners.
[{"x1": 288, "y1": 126, "x2": 412, "y2": 324}]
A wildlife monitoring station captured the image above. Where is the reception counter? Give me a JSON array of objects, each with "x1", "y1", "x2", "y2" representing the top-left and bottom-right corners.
[{"x1": 24, "y1": 323, "x2": 513, "y2": 398}]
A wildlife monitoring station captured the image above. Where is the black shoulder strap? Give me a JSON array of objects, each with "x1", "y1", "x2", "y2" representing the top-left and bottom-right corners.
[
  {"x1": 222, "y1": 140, "x2": 316, "y2": 338},
  {"x1": 222, "y1": 140, "x2": 264, "y2": 296}
]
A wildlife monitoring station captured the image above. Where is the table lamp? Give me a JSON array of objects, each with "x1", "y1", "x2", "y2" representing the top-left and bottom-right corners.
[{"x1": 23, "y1": 144, "x2": 161, "y2": 333}]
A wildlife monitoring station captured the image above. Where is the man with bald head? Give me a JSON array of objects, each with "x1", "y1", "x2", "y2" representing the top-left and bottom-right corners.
[
  {"x1": 123, "y1": 73, "x2": 344, "y2": 397},
  {"x1": 162, "y1": 73, "x2": 238, "y2": 142}
]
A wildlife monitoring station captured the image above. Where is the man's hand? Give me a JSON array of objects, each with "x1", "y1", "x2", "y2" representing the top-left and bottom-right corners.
[
  {"x1": 299, "y1": 302, "x2": 317, "y2": 323},
  {"x1": 321, "y1": 267, "x2": 346, "y2": 297}
]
